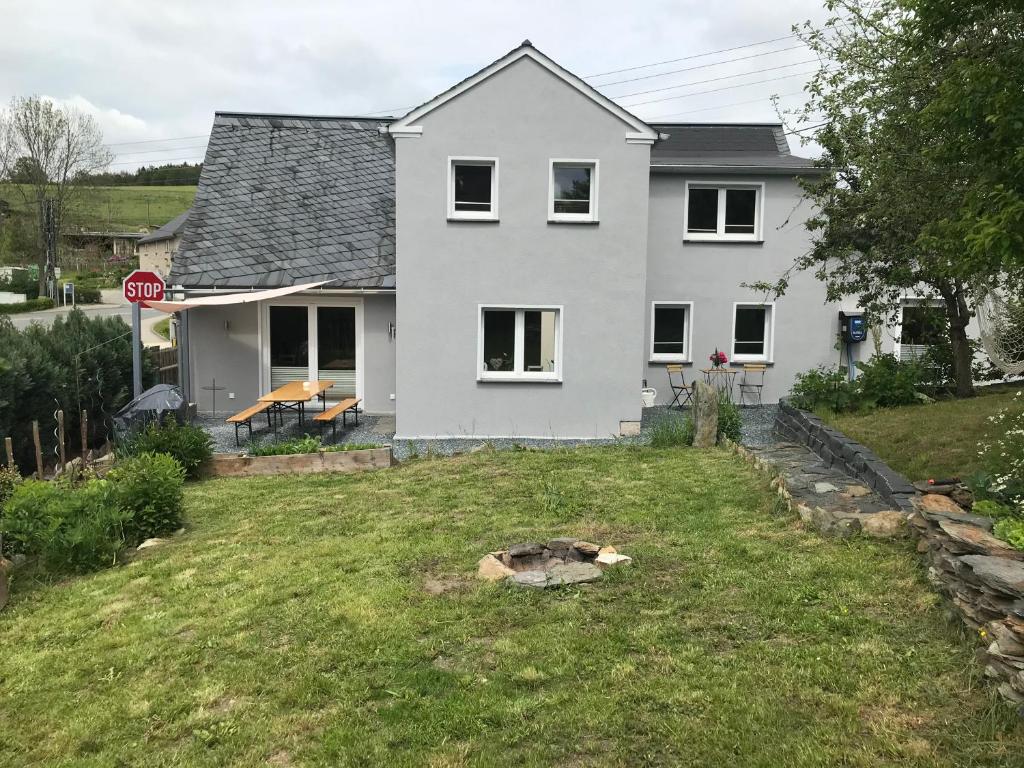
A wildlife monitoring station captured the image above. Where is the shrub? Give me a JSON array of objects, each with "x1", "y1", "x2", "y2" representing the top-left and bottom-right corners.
[
  {"x1": 0, "y1": 464, "x2": 20, "y2": 507},
  {"x1": 0, "y1": 297, "x2": 55, "y2": 314},
  {"x1": 118, "y1": 417, "x2": 212, "y2": 478},
  {"x1": 790, "y1": 366, "x2": 858, "y2": 412},
  {"x1": 717, "y1": 398, "x2": 742, "y2": 443},
  {"x1": 1, "y1": 478, "x2": 128, "y2": 572},
  {"x1": 994, "y1": 518, "x2": 1024, "y2": 551},
  {"x1": 246, "y1": 435, "x2": 378, "y2": 456},
  {"x1": 976, "y1": 393, "x2": 1024, "y2": 510},
  {"x1": 649, "y1": 416, "x2": 694, "y2": 448},
  {"x1": 72, "y1": 286, "x2": 102, "y2": 304},
  {"x1": 107, "y1": 452, "x2": 185, "y2": 544},
  {"x1": 972, "y1": 499, "x2": 1014, "y2": 519},
  {"x1": 854, "y1": 354, "x2": 923, "y2": 407}
]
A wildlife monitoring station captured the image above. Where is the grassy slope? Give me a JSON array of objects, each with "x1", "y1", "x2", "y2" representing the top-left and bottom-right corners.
[
  {"x1": 1, "y1": 447, "x2": 1021, "y2": 766},
  {"x1": 820, "y1": 385, "x2": 1023, "y2": 481},
  {"x1": 0, "y1": 184, "x2": 195, "y2": 231}
]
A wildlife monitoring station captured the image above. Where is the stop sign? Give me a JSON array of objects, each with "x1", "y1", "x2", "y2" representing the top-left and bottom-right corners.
[{"x1": 123, "y1": 269, "x2": 166, "y2": 304}]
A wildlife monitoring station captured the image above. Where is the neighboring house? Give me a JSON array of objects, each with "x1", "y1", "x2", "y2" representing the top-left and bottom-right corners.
[
  {"x1": 170, "y1": 41, "x2": 860, "y2": 439},
  {"x1": 138, "y1": 210, "x2": 189, "y2": 278},
  {"x1": 64, "y1": 230, "x2": 142, "y2": 262}
]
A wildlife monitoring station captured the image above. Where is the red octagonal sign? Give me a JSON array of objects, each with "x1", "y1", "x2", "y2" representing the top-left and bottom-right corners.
[{"x1": 123, "y1": 269, "x2": 166, "y2": 304}]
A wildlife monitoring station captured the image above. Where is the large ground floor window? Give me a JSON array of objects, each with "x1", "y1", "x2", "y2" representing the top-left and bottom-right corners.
[
  {"x1": 732, "y1": 303, "x2": 774, "y2": 362},
  {"x1": 898, "y1": 300, "x2": 946, "y2": 361},
  {"x1": 479, "y1": 305, "x2": 561, "y2": 382},
  {"x1": 265, "y1": 300, "x2": 361, "y2": 400}
]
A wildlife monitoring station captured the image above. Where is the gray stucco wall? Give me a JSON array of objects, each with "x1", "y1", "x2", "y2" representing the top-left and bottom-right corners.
[
  {"x1": 362, "y1": 293, "x2": 397, "y2": 413},
  {"x1": 643, "y1": 173, "x2": 855, "y2": 404},
  {"x1": 394, "y1": 57, "x2": 651, "y2": 438},
  {"x1": 187, "y1": 302, "x2": 261, "y2": 413}
]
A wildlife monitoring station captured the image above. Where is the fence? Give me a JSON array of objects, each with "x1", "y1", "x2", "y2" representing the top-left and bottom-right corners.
[{"x1": 148, "y1": 346, "x2": 178, "y2": 386}]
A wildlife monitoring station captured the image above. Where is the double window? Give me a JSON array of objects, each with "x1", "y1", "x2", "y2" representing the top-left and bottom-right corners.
[
  {"x1": 449, "y1": 158, "x2": 498, "y2": 220},
  {"x1": 650, "y1": 302, "x2": 692, "y2": 362},
  {"x1": 685, "y1": 182, "x2": 763, "y2": 241},
  {"x1": 732, "y1": 303, "x2": 774, "y2": 362},
  {"x1": 479, "y1": 306, "x2": 561, "y2": 382},
  {"x1": 549, "y1": 160, "x2": 598, "y2": 222}
]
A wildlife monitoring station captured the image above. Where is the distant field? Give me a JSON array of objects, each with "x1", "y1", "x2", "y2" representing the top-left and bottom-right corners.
[{"x1": 0, "y1": 184, "x2": 196, "y2": 231}]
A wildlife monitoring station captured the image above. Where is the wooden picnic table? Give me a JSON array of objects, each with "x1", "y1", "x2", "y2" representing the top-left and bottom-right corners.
[{"x1": 258, "y1": 380, "x2": 334, "y2": 424}]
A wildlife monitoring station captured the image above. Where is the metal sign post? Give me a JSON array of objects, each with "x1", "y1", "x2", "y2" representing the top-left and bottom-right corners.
[{"x1": 122, "y1": 270, "x2": 166, "y2": 400}]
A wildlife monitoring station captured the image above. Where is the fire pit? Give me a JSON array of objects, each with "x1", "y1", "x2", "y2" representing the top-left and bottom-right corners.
[{"x1": 477, "y1": 537, "x2": 632, "y2": 589}]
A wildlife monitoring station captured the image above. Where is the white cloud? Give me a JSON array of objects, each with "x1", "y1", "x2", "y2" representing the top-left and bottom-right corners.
[{"x1": 0, "y1": 0, "x2": 832, "y2": 169}]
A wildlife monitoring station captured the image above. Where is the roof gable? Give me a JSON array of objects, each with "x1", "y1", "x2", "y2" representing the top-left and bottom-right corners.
[{"x1": 389, "y1": 41, "x2": 659, "y2": 144}]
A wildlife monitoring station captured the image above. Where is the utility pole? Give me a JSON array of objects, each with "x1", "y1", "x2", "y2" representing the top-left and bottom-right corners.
[{"x1": 43, "y1": 198, "x2": 57, "y2": 300}]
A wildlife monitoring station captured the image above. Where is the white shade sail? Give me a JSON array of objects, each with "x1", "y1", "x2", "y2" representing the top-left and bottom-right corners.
[{"x1": 144, "y1": 281, "x2": 332, "y2": 313}]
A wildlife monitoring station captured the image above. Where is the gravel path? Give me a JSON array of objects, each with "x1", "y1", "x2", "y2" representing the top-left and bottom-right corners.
[{"x1": 198, "y1": 402, "x2": 779, "y2": 459}]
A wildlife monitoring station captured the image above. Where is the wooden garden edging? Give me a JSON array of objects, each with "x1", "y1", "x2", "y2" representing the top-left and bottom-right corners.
[{"x1": 199, "y1": 446, "x2": 393, "y2": 479}]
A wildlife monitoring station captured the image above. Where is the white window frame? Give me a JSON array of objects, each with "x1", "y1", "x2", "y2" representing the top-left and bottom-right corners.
[
  {"x1": 448, "y1": 157, "x2": 499, "y2": 221},
  {"x1": 649, "y1": 301, "x2": 693, "y2": 362},
  {"x1": 548, "y1": 159, "x2": 599, "y2": 223},
  {"x1": 683, "y1": 181, "x2": 764, "y2": 242},
  {"x1": 477, "y1": 304, "x2": 563, "y2": 383},
  {"x1": 731, "y1": 301, "x2": 774, "y2": 363}
]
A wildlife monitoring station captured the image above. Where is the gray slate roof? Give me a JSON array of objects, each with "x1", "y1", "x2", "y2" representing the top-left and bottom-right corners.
[
  {"x1": 172, "y1": 113, "x2": 395, "y2": 289},
  {"x1": 650, "y1": 123, "x2": 818, "y2": 171},
  {"x1": 139, "y1": 209, "x2": 189, "y2": 245}
]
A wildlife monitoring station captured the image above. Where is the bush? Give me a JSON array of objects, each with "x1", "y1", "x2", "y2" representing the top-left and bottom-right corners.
[
  {"x1": 118, "y1": 417, "x2": 212, "y2": 478},
  {"x1": 1, "y1": 478, "x2": 128, "y2": 572},
  {"x1": 790, "y1": 366, "x2": 858, "y2": 412},
  {"x1": 72, "y1": 286, "x2": 102, "y2": 304},
  {"x1": 854, "y1": 354, "x2": 923, "y2": 407},
  {"x1": 973, "y1": 393, "x2": 1024, "y2": 550},
  {"x1": 246, "y1": 435, "x2": 378, "y2": 456},
  {"x1": 0, "y1": 464, "x2": 20, "y2": 507},
  {"x1": 994, "y1": 518, "x2": 1024, "y2": 550},
  {"x1": 717, "y1": 398, "x2": 742, "y2": 443},
  {"x1": 0, "y1": 297, "x2": 55, "y2": 314},
  {"x1": 107, "y1": 452, "x2": 185, "y2": 543}
]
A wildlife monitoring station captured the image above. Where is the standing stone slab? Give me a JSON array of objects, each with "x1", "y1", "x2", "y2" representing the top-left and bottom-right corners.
[{"x1": 692, "y1": 381, "x2": 719, "y2": 448}]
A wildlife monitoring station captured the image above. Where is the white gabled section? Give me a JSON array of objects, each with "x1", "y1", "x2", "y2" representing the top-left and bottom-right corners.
[{"x1": 388, "y1": 41, "x2": 659, "y2": 144}]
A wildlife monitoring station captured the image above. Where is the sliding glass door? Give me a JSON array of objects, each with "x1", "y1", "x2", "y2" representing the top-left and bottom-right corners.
[
  {"x1": 269, "y1": 306, "x2": 310, "y2": 389},
  {"x1": 265, "y1": 302, "x2": 360, "y2": 400}
]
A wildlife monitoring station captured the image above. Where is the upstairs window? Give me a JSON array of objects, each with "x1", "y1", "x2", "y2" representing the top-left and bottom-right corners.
[
  {"x1": 449, "y1": 158, "x2": 498, "y2": 220},
  {"x1": 732, "y1": 303, "x2": 774, "y2": 362},
  {"x1": 650, "y1": 302, "x2": 692, "y2": 362},
  {"x1": 684, "y1": 182, "x2": 763, "y2": 241},
  {"x1": 479, "y1": 306, "x2": 561, "y2": 381},
  {"x1": 550, "y1": 160, "x2": 598, "y2": 222}
]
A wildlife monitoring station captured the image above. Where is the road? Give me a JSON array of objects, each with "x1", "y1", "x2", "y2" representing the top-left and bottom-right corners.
[{"x1": 8, "y1": 298, "x2": 170, "y2": 347}]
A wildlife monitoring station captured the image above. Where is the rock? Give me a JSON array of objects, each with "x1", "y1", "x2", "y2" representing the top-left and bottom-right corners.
[
  {"x1": 547, "y1": 562, "x2": 603, "y2": 586},
  {"x1": 861, "y1": 511, "x2": 907, "y2": 538},
  {"x1": 844, "y1": 485, "x2": 872, "y2": 498},
  {"x1": 916, "y1": 538, "x2": 931, "y2": 553},
  {"x1": 508, "y1": 542, "x2": 544, "y2": 558},
  {"x1": 477, "y1": 554, "x2": 516, "y2": 581},
  {"x1": 692, "y1": 381, "x2": 719, "y2": 448},
  {"x1": 573, "y1": 541, "x2": 601, "y2": 557},
  {"x1": 960, "y1": 556, "x2": 1024, "y2": 598},
  {"x1": 919, "y1": 508, "x2": 994, "y2": 532},
  {"x1": 507, "y1": 570, "x2": 549, "y2": 589},
  {"x1": 597, "y1": 545, "x2": 617, "y2": 556},
  {"x1": 547, "y1": 537, "x2": 577, "y2": 551},
  {"x1": 914, "y1": 391, "x2": 936, "y2": 404},
  {"x1": 596, "y1": 552, "x2": 633, "y2": 568},
  {"x1": 920, "y1": 494, "x2": 965, "y2": 515},
  {"x1": 136, "y1": 538, "x2": 168, "y2": 551},
  {"x1": 950, "y1": 486, "x2": 974, "y2": 510},
  {"x1": 814, "y1": 481, "x2": 840, "y2": 494},
  {"x1": 0, "y1": 558, "x2": 10, "y2": 611},
  {"x1": 915, "y1": 480, "x2": 954, "y2": 495},
  {"x1": 938, "y1": 521, "x2": 1024, "y2": 559},
  {"x1": 988, "y1": 621, "x2": 1024, "y2": 656}
]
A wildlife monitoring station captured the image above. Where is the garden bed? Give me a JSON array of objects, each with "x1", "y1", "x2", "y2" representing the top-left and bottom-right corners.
[{"x1": 200, "y1": 446, "x2": 393, "y2": 478}]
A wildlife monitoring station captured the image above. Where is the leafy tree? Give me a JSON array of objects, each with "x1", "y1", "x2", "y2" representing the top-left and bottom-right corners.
[
  {"x1": 0, "y1": 97, "x2": 112, "y2": 293},
  {"x1": 754, "y1": 0, "x2": 1024, "y2": 396}
]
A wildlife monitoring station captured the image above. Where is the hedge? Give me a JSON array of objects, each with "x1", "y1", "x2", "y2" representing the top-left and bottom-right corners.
[{"x1": 0, "y1": 298, "x2": 55, "y2": 314}]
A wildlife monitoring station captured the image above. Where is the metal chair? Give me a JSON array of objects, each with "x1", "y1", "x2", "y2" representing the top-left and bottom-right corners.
[
  {"x1": 738, "y1": 364, "x2": 767, "y2": 407},
  {"x1": 666, "y1": 364, "x2": 694, "y2": 409}
]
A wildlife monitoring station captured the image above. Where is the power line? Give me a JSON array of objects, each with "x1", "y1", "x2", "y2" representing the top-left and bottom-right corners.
[
  {"x1": 112, "y1": 145, "x2": 206, "y2": 159},
  {"x1": 103, "y1": 134, "x2": 208, "y2": 148},
  {"x1": 612, "y1": 59, "x2": 820, "y2": 101},
  {"x1": 623, "y1": 69, "x2": 823, "y2": 108},
  {"x1": 593, "y1": 44, "x2": 808, "y2": 88},
  {"x1": 107, "y1": 156, "x2": 204, "y2": 167},
  {"x1": 647, "y1": 90, "x2": 809, "y2": 121},
  {"x1": 583, "y1": 34, "x2": 800, "y2": 78}
]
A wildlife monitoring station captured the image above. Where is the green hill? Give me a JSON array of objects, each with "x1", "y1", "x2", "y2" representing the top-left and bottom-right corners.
[{"x1": 0, "y1": 184, "x2": 196, "y2": 232}]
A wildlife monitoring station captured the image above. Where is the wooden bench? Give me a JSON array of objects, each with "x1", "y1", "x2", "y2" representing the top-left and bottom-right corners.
[
  {"x1": 226, "y1": 402, "x2": 273, "y2": 445},
  {"x1": 313, "y1": 397, "x2": 361, "y2": 440}
]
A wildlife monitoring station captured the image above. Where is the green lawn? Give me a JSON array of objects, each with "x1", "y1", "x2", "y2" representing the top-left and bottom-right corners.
[
  {"x1": 1, "y1": 447, "x2": 1021, "y2": 766},
  {"x1": 820, "y1": 385, "x2": 1023, "y2": 481},
  {"x1": 0, "y1": 184, "x2": 195, "y2": 231}
]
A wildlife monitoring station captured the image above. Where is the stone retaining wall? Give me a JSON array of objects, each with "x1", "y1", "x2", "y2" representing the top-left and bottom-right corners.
[
  {"x1": 199, "y1": 446, "x2": 393, "y2": 478},
  {"x1": 774, "y1": 400, "x2": 917, "y2": 511}
]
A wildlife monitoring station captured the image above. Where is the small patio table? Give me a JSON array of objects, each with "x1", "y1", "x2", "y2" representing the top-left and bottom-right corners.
[
  {"x1": 258, "y1": 380, "x2": 334, "y2": 426},
  {"x1": 700, "y1": 368, "x2": 738, "y2": 403}
]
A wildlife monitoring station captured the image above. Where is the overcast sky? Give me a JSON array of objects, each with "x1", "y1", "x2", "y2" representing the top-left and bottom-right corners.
[{"x1": 0, "y1": 0, "x2": 830, "y2": 170}]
